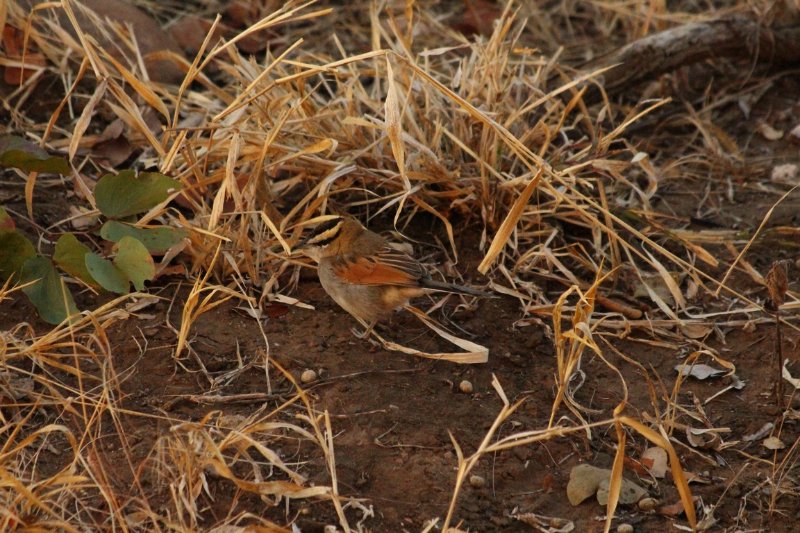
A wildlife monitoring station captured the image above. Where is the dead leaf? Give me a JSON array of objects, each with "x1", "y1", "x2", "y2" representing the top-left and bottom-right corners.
[
  {"x1": 624, "y1": 455, "x2": 650, "y2": 477},
  {"x1": 633, "y1": 271, "x2": 683, "y2": 306},
  {"x1": 92, "y1": 135, "x2": 134, "y2": 167},
  {"x1": 40, "y1": 0, "x2": 184, "y2": 84},
  {"x1": 771, "y1": 163, "x2": 798, "y2": 185},
  {"x1": 685, "y1": 428, "x2": 722, "y2": 450},
  {"x1": 782, "y1": 359, "x2": 800, "y2": 389},
  {"x1": 169, "y1": 15, "x2": 224, "y2": 55},
  {"x1": 757, "y1": 121, "x2": 784, "y2": 141},
  {"x1": 765, "y1": 260, "x2": 789, "y2": 310},
  {"x1": 675, "y1": 364, "x2": 726, "y2": 380},
  {"x1": 88, "y1": 118, "x2": 134, "y2": 166},
  {"x1": 450, "y1": 0, "x2": 503, "y2": 37},
  {"x1": 641, "y1": 447, "x2": 668, "y2": 478},
  {"x1": 763, "y1": 436, "x2": 786, "y2": 450},
  {"x1": 68, "y1": 205, "x2": 98, "y2": 230},
  {"x1": 2, "y1": 25, "x2": 47, "y2": 84},
  {"x1": 679, "y1": 323, "x2": 712, "y2": 339},
  {"x1": 659, "y1": 496, "x2": 699, "y2": 517}
]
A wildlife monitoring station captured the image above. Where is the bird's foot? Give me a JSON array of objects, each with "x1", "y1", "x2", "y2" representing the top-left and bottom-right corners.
[{"x1": 351, "y1": 320, "x2": 377, "y2": 339}]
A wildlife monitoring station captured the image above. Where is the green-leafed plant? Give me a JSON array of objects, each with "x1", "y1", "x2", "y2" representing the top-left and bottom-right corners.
[{"x1": 0, "y1": 135, "x2": 187, "y2": 324}]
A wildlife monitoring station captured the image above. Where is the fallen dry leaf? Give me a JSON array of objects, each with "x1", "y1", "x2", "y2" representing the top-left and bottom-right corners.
[
  {"x1": 782, "y1": 359, "x2": 800, "y2": 389},
  {"x1": 763, "y1": 436, "x2": 786, "y2": 450},
  {"x1": 624, "y1": 455, "x2": 651, "y2": 477},
  {"x1": 679, "y1": 323, "x2": 712, "y2": 339},
  {"x1": 450, "y1": 0, "x2": 503, "y2": 37},
  {"x1": 68, "y1": 205, "x2": 99, "y2": 230},
  {"x1": 2, "y1": 25, "x2": 48, "y2": 84},
  {"x1": 771, "y1": 163, "x2": 799, "y2": 185},
  {"x1": 633, "y1": 271, "x2": 682, "y2": 306},
  {"x1": 28, "y1": 0, "x2": 184, "y2": 84},
  {"x1": 685, "y1": 428, "x2": 723, "y2": 450},
  {"x1": 757, "y1": 121, "x2": 784, "y2": 141},
  {"x1": 168, "y1": 14, "x2": 223, "y2": 55},
  {"x1": 641, "y1": 447, "x2": 668, "y2": 478},
  {"x1": 765, "y1": 260, "x2": 789, "y2": 310},
  {"x1": 659, "y1": 496, "x2": 700, "y2": 517},
  {"x1": 675, "y1": 363, "x2": 726, "y2": 380}
]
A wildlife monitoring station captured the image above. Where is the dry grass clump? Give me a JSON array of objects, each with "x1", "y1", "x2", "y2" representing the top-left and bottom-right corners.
[
  {"x1": 1, "y1": 293, "x2": 130, "y2": 530},
  {"x1": 3, "y1": 0, "x2": 798, "y2": 530},
  {"x1": 0, "y1": 285, "x2": 352, "y2": 530},
  {"x1": 138, "y1": 365, "x2": 353, "y2": 531},
  {"x1": 7, "y1": 0, "x2": 764, "y2": 315}
]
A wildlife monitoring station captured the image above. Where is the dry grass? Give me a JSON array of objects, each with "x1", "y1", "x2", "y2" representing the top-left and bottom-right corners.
[{"x1": 2, "y1": 0, "x2": 799, "y2": 530}]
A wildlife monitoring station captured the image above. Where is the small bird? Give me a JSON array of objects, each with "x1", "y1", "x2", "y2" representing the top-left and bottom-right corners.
[{"x1": 298, "y1": 216, "x2": 492, "y2": 336}]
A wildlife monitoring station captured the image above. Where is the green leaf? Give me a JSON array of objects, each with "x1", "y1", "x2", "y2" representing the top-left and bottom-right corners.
[
  {"x1": 85, "y1": 252, "x2": 129, "y2": 294},
  {"x1": 0, "y1": 135, "x2": 70, "y2": 175},
  {"x1": 113, "y1": 236, "x2": 155, "y2": 291},
  {"x1": 0, "y1": 230, "x2": 36, "y2": 281},
  {"x1": 54, "y1": 233, "x2": 98, "y2": 287},
  {"x1": 94, "y1": 170, "x2": 182, "y2": 218},
  {"x1": 100, "y1": 220, "x2": 187, "y2": 254},
  {"x1": 0, "y1": 206, "x2": 15, "y2": 231},
  {"x1": 20, "y1": 256, "x2": 78, "y2": 325}
]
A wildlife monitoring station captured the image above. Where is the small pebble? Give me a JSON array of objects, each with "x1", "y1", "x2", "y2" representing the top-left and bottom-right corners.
[
  {"x1": 638, "y1": 497, "x2": 657, "y2": 511},
  {"x1": 459, "y1": 380, "x2": 474, "y2": 394},
  {"x1": 616, "y1": 524, "x2": 634, "y2": 533},
  {"x1": 468, "y1": 474, "x2": 485, "y2": 488},
  {"x1": 300, "y1": 369, "x2": 318, "y2": 383}
]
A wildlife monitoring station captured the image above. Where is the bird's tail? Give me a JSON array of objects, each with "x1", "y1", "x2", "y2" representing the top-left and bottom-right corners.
[{"x1": 421, "y1": 278, "x2": 497, "y2": 298}]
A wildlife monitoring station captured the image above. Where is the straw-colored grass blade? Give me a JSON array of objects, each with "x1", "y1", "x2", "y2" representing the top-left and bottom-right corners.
[
  {"x1": 384, "y1": 57, "x2": 410, "y2": 190},
  {"x1": 68, "y1": 78, "x2": 107, "y2": 161},
  {"x1": 372, "y1": 306, "x2": 488, "y2": 363},
  {"x1": 605, "y1": 406, "x2": 627, "y2": 533},
  {"x1": 479, "y1": 170, "x2": 542, "y2": 274}
]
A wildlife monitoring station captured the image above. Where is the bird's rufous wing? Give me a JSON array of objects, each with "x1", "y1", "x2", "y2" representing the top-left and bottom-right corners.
[{"x1": 333, "y1": 249, "x2": 425, "y2": 287}]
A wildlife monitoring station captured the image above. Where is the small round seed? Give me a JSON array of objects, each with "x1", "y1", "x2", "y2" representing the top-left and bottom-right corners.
[
  {"x1": 638, "y1": 497, "x2": 657, "y2": 511},
  {"x1": 459, "y1": 380, "x2": 474, "y2": 394},
  {"x1": 300, "y1": 369, "x2": 318, "y2": 383}
]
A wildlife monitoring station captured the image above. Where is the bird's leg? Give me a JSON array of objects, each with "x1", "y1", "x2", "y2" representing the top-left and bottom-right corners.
[{"x1": 351, "y1": 319, "x2": 378, "y2": 339}]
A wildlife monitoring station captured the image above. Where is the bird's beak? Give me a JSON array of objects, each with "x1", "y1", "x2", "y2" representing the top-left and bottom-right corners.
[{"x1": 289, "y1": 236, "x2": 311, "y2": 257}]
